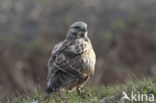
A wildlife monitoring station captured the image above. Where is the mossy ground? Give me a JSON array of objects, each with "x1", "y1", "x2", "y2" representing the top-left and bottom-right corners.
[{"x1": 3, "y1": 78, "x2": 156, "y2": 103}]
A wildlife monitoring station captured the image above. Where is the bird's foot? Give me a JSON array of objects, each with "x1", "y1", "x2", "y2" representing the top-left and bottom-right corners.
[{"x1": 77, "y1": 87, "x2": 91, "y2": 98}]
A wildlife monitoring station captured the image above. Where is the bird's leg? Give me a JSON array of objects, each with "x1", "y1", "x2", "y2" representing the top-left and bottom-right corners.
[
  {"x1": 81, "y1": 87, "x2": 89, "y2": 93},
  {"x1": 66, "y1": 90, "x2": 70, "y2": 96},
  {"x1": 76, "y1": 87, "x2": 91, "y2": 98},
  {"x1": 81, "y1": 87, "x2": 92, "y2": 97},
  {"x1": 76, "y1": 87, "x2": 81, "y2": 96}
]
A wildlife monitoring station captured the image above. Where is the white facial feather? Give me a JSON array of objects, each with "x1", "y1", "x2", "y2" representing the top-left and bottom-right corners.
[{"x1": 66, "y1": 21, "x2": 88, "y2": 39}]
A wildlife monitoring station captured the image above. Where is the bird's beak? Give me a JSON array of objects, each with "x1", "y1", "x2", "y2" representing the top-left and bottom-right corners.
[{"x1": 81, "y1": 27, "x2": 86, "y2": 32}]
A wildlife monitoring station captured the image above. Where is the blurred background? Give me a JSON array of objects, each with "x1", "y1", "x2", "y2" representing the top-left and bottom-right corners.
[{"x1": 0, "y1": 0, "x2": 156, "y2": 100}]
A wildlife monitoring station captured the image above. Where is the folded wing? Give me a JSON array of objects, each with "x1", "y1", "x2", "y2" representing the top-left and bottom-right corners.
[{"x1": 47, "y1": 38, "x2": 95, "y2": 92}]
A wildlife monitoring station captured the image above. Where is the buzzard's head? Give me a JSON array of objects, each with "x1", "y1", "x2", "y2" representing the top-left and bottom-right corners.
[{"x1": 66, "y1": 21, "x2": 88, "y2": 39}]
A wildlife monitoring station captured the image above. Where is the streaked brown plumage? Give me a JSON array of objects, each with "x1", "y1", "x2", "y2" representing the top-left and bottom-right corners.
[{"x1": 46, "y1": 21, "x2": 96, "y2": 93}]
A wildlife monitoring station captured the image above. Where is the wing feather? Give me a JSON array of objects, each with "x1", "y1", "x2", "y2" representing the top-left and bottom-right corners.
[{"x1": 47, "y1": 38, "x2": 95, "y2": 91}]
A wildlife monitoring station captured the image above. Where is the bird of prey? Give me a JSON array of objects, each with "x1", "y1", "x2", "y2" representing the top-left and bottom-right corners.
[{"x1": 46, "y1": 21, "x2": 96, "y2": 94}]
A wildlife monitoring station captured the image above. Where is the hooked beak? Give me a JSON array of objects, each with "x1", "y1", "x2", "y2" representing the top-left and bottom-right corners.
[{"x1": 80, "y1": 27, "x2": 86, "y2": 32}]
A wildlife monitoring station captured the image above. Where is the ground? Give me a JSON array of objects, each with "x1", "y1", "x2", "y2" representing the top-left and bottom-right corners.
[{"x1": 3, "y1": 78, "x2": 156, "y2": 103}]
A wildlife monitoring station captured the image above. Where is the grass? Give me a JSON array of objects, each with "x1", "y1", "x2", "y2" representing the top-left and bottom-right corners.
[{"x1": 3, "y1": 78, "x2": 156, "y2": 103}]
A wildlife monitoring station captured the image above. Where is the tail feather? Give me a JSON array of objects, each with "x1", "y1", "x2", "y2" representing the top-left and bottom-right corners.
[{"x1": 46, "y1": 65, "x2": 81, "y2": 94}]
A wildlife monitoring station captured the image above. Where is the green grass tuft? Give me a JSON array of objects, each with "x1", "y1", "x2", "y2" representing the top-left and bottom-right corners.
[{"x1": 4, "y1": 78, "x2": 156, "y2": 103}]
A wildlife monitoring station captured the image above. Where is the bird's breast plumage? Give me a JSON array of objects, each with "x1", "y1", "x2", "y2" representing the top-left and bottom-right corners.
[{"x1": 61, "y1": 38, "x2": 96, "y2": 76}]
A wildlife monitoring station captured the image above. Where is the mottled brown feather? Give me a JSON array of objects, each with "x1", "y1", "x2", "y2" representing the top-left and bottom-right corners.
[{"x1": 46, "y1": 22, "x2": 96, "y2": 93}]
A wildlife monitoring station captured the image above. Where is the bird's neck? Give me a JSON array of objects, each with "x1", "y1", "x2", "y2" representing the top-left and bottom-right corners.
[{"x1": 65, "y1": 35, "x2": 89, "y2": 42}]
